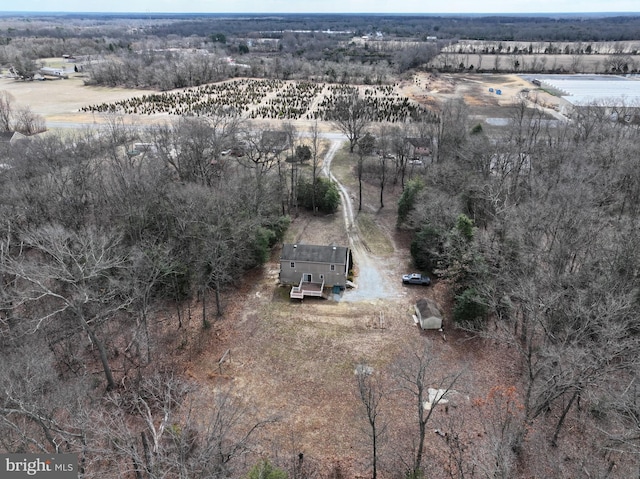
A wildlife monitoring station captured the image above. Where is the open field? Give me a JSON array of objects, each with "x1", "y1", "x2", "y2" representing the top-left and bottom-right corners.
[
  {"x1": 0, "y1": 75, "x2": 152, "y2": 124},
  {"x1": 0, "y1": 70, "x2": 568, "y2": 136},
  {"x1": 400, "y1": 71, "x2": 566, "y2": 118}
]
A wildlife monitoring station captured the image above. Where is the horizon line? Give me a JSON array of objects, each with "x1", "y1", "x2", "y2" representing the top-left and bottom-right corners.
[{"x1": 0, "y1": 11, "x2": 639, "y2": 15}]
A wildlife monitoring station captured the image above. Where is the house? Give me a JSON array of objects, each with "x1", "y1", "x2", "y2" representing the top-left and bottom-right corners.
[
  {"x1": 261, "y1": 130, "x2": 291, "y2": 154},
  {"x1": 279, "y1": 243, "x2": 351, "y2": 299},
  {"x1": 406, "y1": 137, "x2": 432, "y2": 161},
  {"x1": 413, "y1": 298, "x2": 443, "y2": 330}
]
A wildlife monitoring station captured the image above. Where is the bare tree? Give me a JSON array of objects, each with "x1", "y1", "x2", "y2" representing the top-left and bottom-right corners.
[
  {"x1": 237, "y1": 126, "x2": 282, "y2": 215},
  {"x1": 126, "y1": 243, "x2": 178, "y2": 365},
  {"x1": 11, "y1": 56, "x2": 38, "y2": 81},
  {"x1": 392, "y1": 344, "x2": 463, "y2": 478},
  {"x1": 389, "y1": 124, "x2": 411, "y2": 189},
  {"x1": 356, "y1": 132, "x2": 375, "y2": 212},
  {"x1": 375, "y1": 124, "x2": 391, "y2": 209},
  {"x1": 310, "y1": 120, "x2": 322, "y2": 214},
  {"x1": 13, "y1": 106, "x2": 46, "y2": 135},
  {"x1": 150, "y1": 117, "x2": 220, "y2": 187},
  {"x1": 355, "y1": 364, "x2": 386, "y2": 479},
  {"x1": 94, "y1": 376, "x2": 275, "y2": 479},
  {"x1": 377, "y1": 155, "x2": 388, "y2": 209},
  {"x1": 278, "y1": 123, "x2": 297, "y2": 215},
  {"x1": 330, "y1": 90, "x2": 372, "y2": 153},
  {"x1": 0, "y1": 338, "x2": 87, "y2": 454},
  {"x1": 198, "y1": 211, "x2": 259, "y2": 321},
  {"x1": 435, "y1": 98, "x2": 468, "y2": 163},
  {"x1": 0, "y1": 90, "x2": 15, "y2": 132},
  {"x1": 2, "y1": 225, "x2": 132, "y2": 391},
  {"x1": 603, "y1": 54, "x2": 634, "y2": 72},
  {"x1": 471, "y1": 386, "x2": 524, "y2": 479}
]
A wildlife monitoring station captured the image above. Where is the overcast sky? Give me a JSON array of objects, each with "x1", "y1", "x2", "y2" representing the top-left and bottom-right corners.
[{"x1": 2, "y1": 0, "x2": 639, "y2": 14}]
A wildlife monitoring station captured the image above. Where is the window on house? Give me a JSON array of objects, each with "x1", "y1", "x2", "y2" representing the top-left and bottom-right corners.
[
  {"x1": 290, "y1": 262, "x2": 295, "y2": 268},
  {"x1": 330, "y1": 264, "x2": 335, "y2": 271}
]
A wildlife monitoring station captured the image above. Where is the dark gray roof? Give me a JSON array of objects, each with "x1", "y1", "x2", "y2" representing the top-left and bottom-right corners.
[
  {"x1": 261, "y1": 130, "x2": 290, "y2": 151},
  {"x1": 416, "y1": 298, "x2": 442, "y2": 319},
  {"x1": 406, "y1": 137, "x2": 431, "y2": 148},
  {"x1": 281, "y1": 243, "x2": 349, "y2": 264}
]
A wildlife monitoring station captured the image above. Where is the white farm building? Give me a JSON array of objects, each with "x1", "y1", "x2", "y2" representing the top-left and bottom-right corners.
[{"x1": 533, "y1": 74, "x2": 640, "y2": 110}]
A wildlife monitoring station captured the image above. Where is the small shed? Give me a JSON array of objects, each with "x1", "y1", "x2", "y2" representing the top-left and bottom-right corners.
[{"x1": 414, "y1": 298, "x2": 443, "y2": 330}]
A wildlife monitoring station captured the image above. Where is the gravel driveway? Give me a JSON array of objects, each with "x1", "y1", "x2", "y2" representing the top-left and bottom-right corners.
[{"x1": 321, "y1": 138, "x2": 406, "y2": 302}]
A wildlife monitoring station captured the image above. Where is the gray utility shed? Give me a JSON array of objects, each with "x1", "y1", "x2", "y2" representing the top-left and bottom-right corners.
[
  {"x1": 280, "y1": 244, "x2": 350, "y2": 293},
  {"x1": 414, "y1": 298, "x2": 443, "y2": 330}
]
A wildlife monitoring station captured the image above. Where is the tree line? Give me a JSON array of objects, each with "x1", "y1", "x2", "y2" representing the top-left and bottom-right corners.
[
  {"x1": 318, "y1": 94, "x2": 640, "y2": 476},
  {"x1": 392, "y1": 98, "x2": 640, "y2": 476}
]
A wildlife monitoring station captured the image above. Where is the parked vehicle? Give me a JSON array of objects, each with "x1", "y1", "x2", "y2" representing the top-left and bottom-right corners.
[{"x1": 402, "y1": 273, "x2": 431, "y2": 285}]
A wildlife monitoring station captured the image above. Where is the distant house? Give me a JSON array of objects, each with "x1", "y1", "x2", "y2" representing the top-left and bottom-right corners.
[
  {"x1": 279, "y1": 243, "x2": 351, "y2": 299},
  {"x1": 414, "y1": 298, "x2": 443, "y2": 330},
  {"x1": 261, "y1": 130, "x2": 291, "y2": 153},
  {"x1": 406, "y1": 137, "x2": 432, "y2": 161}
]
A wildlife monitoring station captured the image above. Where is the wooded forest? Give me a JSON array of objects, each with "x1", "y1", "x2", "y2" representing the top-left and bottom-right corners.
[{"x1": 1, "y1": 10, "x2": 640, "y2": 479}]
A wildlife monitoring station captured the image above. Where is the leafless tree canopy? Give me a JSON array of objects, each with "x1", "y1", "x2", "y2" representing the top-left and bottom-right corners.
[{"x1": 3, "y1": 11, "x2": 640, "y2": 479}]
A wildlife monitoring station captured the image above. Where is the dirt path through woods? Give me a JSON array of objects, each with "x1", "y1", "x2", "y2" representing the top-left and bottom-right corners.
[{"x1": 322, "y1": 138, "x2": 404, "y2": 302}]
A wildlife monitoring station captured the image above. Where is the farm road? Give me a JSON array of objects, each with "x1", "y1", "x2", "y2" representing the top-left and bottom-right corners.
[{"x1": 322, "y1": 138, "x2": 404, "y2": 302}]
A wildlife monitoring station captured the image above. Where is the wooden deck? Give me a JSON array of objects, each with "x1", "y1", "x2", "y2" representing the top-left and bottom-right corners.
[{"x1": 290, "y1": 279, "x2": 325, "y2": 299}]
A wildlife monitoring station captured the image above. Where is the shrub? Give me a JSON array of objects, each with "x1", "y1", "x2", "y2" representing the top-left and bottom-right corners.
[
  {"x1": 453, "y1": 287, "x2": 488, "y2": 328},
  {"x1": 410, "y1": 223, "x2": 445, "y2": 273},
  {"x1": 322, "y1": 181, "x2": 341, "y2": 213},
  {"x1": 297, "y1": 176, "x2": 340, "y2": 214},
  {"x1": 266, "y1": 215, "x2": 291, "y2": 245},
  {"x1": 455, "y1": 213, "x2": 475, "y2": 242},
  {"x1": 397, "y1": 178, "x2": 424, "y2": 228},
  {"x1": 252, "y1": 226, "x2": 276, "y2": 264},
  {"x1": 246, "y1": 459, "x2": 288, "y2": 479}
]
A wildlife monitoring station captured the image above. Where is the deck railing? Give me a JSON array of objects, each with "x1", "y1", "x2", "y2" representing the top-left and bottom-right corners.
[{"x1": 290, "y1": 277, "x2": 325, "y2": 299}]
